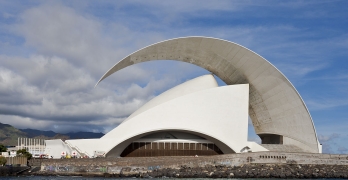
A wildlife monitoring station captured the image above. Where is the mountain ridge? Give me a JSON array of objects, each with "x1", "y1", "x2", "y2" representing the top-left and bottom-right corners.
[{"x1": 0, "y1": 122, "x2": 104, "y2": 146}]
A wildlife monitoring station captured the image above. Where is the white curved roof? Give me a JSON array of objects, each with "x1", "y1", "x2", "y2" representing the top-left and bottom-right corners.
[
  {"x1": 101, "y1": 75, "x2": 266, "y2": 156},
  {"x1": 97, "y1": 37, "x2": 320, "y2": 153},
  {"x1": 65, "y1": 75, "x2": 268, "y2": 157},
  {"x1": 124, "y1": 74, "x2": 218, "y2": 122}
]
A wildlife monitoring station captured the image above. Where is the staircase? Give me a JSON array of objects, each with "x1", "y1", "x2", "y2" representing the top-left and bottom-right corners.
[{"x1": 64, "y1": 141, "x2": 91, "y2": 157}]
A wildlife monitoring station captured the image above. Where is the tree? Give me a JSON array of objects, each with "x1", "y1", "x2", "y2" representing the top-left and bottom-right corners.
[
  {"x1": 17, "y1": 149, "x2": 32, "y2": 160},
  {"x1": 0, "y1": 144, "x2": 7, "y2": 152},
  {"x1": 0, "y1": 156, "x2": 6, "y2": 166}
]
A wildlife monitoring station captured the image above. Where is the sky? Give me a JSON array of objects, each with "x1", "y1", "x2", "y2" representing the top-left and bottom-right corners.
[{"x1": 0, "y1": 0, "x2": 347, "y2": 154}]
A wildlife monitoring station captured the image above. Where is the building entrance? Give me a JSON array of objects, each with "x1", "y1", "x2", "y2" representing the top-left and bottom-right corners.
[{"x1": 120, "y1": 142, "x2": 223, "y2": 157}]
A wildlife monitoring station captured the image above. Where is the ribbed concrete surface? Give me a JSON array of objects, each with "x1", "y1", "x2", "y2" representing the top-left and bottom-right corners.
[{"x1": 261, "y1": 144, "x2": 310, "y2": 153}]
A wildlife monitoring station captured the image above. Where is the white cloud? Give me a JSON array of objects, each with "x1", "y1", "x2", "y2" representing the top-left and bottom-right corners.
[
  {"x1": 12, "y1": 2, "x2": 128, "y2": 77},
  {"x1": 0, "y1": 2, "x2": 191, "y2": 134},
  {"x1": 0, "y1": 115, "x2": 53, "y2": 130},
  {"x1": 2, "y1": 12, "x2": 15, "y2": 19},
  {"x1": 0, "y1": 66, "x2": 42, "y2": 105},
  {"x1": 0, "y1": 57, "x2": 125, "y2": 120},
  {"x1": 337, "y1": 146, "x2": 348, "y2": 154},
  {"x1": 306, "y1": 98, "x2": 348, "y2": 111},
  {"x1": 318, "y1": 133, "x2": 340, "y2": 143},
  {"x1": 0, "y1": 54, "x2": 197, "y2": 133},
  {"x1": 318, "y1": 133, "x2": 341, "y2": 154}
]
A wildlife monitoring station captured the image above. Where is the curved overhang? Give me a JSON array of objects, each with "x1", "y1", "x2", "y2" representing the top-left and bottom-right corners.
[
  {"x1": 106, "y1": 129, "x2": 235, "y2": 157},
  {"x1": 97, "y1": 37, "x2": 319, "y2": 153}
]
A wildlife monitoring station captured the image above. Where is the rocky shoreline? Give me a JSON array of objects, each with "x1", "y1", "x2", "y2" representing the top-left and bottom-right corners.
[
  {"x1": 30, "y1": 164, "x2": 348, "y2": 178},
  {"x1": 3, "y1": 152, "x2": 348, "y2": 178},
  {"x1": 0, "y1": 166, "x2": 29, "y2": 176}
]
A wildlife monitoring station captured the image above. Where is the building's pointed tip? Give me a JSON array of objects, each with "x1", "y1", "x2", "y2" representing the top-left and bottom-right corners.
[{"x1": 95, "y1": 76, "x2": 105, "y2": 88}]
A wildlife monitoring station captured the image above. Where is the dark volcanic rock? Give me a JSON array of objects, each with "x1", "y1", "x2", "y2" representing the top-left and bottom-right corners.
[
  {"x1": 28, "y1": 157, "x2": 348, "y2": 179},
  {"x1": 0, "y1": 166, "x2": 30, "y2": 176}
]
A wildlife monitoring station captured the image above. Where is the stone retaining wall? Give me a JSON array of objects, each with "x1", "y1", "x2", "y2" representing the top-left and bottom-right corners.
[
  {"x1": 5, "y1": 157, "x2": 27, "y2": 166},
  {"x1": 31, "y1": 152, "x2": 348, "y2": 178}
]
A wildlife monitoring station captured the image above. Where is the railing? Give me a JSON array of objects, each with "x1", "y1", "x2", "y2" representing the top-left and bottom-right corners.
[{"x1": 64, "y1": 141, "x2": 91, "y2": 157}]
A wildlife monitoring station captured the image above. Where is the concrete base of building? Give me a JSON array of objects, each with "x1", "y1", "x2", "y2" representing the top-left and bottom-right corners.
[{"x1": 27, "y1": 152, "x2": 348, "y2": 178}]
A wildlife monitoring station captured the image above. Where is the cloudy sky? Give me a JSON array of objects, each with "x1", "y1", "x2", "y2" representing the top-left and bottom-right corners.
[{"x1": 0, "y1": 0, "x2": 347, "y2": 154}]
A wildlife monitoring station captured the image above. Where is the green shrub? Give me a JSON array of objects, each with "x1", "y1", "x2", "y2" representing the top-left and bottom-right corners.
[
  {"x1": 0, "y1": 144, "x2": 7, "y2": 152},
  {"x1": 16, "y1": 149, "x2": 32, "y2": 160},
  {"x1": 0, "y1": 156, "x2": 6, "y2": 166}
]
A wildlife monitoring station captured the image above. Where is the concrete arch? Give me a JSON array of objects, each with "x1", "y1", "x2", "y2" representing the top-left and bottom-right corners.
[
  {"x1": 97, "y1": 37, "x2": 319, "y2": 153},
  {"x1": 106, "y1": 129, "x2": 235, "y2": 157}
]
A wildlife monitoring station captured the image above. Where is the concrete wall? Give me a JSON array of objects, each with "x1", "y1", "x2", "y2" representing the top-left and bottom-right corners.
[
  {"x1": 38, "y1": 152, "x2": 348, "y2": 176},
  {"x1": 5, "y1": 157, "x2": 27, "y2": 166}
]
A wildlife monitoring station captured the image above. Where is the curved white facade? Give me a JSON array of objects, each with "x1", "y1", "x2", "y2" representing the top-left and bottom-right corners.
[
  {"x1": 124, "y1": 73, "x2": 218, "y2": 122},
  {"x1": 101, "y1": 75, "x2": 267, "y2": 156},
  {"x1": 97, "y1": 37, "x2": 320, "y2": 153},
  {"x1": 44, "y1": 37, "x2": 322, "y2": 158},
  {"x1": 46, "y1": 75, "x2": 267, "y2": 158}
]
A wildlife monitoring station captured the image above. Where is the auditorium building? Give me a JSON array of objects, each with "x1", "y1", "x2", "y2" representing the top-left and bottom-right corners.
[{"x1": 44, "y1": 37, "x2": 322, "y2": 158}]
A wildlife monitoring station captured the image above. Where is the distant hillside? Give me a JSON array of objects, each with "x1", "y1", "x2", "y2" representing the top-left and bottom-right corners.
[
  {"x1": 19, "y1": 128, "x2": 57, "y2": 138},
  {"x1": 0, "y1": 123, "x2": 27, "y2": 146},
  {"x1": 64, "y1": 131, "x2": 104, "y2": 139},
  {"x1": 19, "y1": 129, "x2": 104, "y2": 139},
  {"x1": 0, "y1": 122, "x2": 104, "y2": 146}
]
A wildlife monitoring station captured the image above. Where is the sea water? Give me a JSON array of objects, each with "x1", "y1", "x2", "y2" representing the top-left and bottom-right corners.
[{"x1": 0, "y1": 177, "x2": 341, "y2": 180}]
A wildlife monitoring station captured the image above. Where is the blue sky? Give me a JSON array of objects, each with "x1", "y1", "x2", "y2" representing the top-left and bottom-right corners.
[{"x1": 0, "y1": 0, "x2": 347, "y2": 154}]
